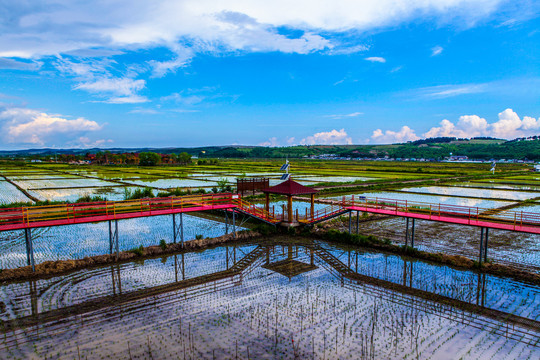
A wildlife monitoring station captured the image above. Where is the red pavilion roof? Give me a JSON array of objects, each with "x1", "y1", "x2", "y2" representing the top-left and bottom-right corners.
[{"x1": 261, "y1": 178, "x2": 318, "y2": 195}]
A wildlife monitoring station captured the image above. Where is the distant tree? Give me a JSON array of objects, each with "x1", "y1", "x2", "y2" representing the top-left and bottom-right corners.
[
  {"x1": 139, "y1": 152, "x2": 161, "y2": 166},
  {"x1": 178, "y1": 152, "x2": 192, "y2": 165}
]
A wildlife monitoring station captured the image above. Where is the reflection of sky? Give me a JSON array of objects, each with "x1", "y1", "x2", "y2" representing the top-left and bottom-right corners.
[
  {"x1": 403, "y1": 186, "x2": 539, "y2": 201},
  {"x1": 3, "y1": 242, "x2": 538, "y2": 335},
  {"x1": 13, "y1": 178, "x2": 118, "y2": 189},
  {"x1": 0, "y1": 214, "x2": 245, "y2": 269},
  {"x1": 0, "y1": 181, "x2": 33, "y2": 204},
  {"x1": 123, "y1": 179, "x2": 218, "y2": 188},
  {"x1": 28, "y1": 186, "x2": 150, "y2": 202},
  {"x1": 322, "y1": 242, "x2": 540, "y2": 319},
  {"x1": 296, "y1": 176, "x2": 375, "y2": 183},
  {"x1": 455, "y1": 182, "x2": 540, "y2": 191},
  {"x1": 326, "y1": 191, "x2": 514, "y2": 209},
  {"x1": 510, "y1": 204, "x2": 540, "y2": 214}
]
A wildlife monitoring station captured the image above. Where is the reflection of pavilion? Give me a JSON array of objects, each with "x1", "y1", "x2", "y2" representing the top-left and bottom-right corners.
[
  {"x1": 262, "y1": 244, "x2": 317, "y2": 279},
  {"x1": 262, "y1": 178, "x2": 318, "y2": 224}
]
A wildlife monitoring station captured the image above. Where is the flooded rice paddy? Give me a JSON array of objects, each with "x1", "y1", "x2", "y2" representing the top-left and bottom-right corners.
[
  {"x1": 0, "y1": 214, "x2": 242, "y2": 269},
  {"x1": 0, "y1": 239, "x2": 538, "y2": 359},
  {"x1": 324, "y1": 191, "x2": 514, "y2": 209}
]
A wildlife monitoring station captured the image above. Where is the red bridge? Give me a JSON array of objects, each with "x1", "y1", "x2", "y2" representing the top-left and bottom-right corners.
[{"x1": 1, "y1": 193, "x2": 538, "y2": 271}]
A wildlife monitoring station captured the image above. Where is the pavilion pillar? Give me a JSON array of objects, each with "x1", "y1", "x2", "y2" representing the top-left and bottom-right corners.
[
  {"x1": 287, "y1": 195, "x2": 293, "y2": 223},
  {"x1": 265, "y1": 193, "x2": 270, "y2": 213},
  {"x1": 310, "y1": 194, "x2": 315, "y2": 221}
]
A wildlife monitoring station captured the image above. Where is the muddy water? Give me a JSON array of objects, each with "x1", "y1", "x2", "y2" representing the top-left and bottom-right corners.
[{"x1": 0, "y1": 239, "x2": 538, "y2": 359}]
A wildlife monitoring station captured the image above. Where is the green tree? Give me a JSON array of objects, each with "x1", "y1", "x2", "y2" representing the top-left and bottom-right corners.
[
  {"x1": 139, "y1": 152, "x2": 161, "y2": 166},
  {"x1": 178, "y1": 152, "x2": 192, "y2": 165}
]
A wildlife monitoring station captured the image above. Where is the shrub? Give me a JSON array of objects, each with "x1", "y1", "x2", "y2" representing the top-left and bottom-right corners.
[
  {"x1": 130, "y1": 245, "x2": 144, "y2": 257},
  {"x1": 195, "y1": 234, "x2": 204, "y2": 240},
  {"x1": 159, "y1": 239, "x2": 167, "y2": 250},
  {"x1": 124, "y1": 187, "x2": 154, "y2": 200},
  {"x1": 75, "y1": 195, "x2": 106, "y2": 203}
]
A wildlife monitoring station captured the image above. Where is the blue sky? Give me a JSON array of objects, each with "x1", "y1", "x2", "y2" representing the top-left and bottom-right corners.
[{"x1": 0, "y1": 0, "x2": 538, "y2": 149}]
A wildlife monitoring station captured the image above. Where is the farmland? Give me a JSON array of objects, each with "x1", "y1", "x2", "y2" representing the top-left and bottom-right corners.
[{"x1": 0, "y1": 160, "x2": 539, "y2": 359}]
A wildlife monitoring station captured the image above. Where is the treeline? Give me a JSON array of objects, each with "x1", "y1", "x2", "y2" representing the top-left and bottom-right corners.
[{"x1": 195, "y1": 138, "x2": 540, "y2": 160}]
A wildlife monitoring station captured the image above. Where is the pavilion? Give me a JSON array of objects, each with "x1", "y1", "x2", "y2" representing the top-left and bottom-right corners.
[{"x1": 262, "y1": 178, "x2": 318, "y2": 223}]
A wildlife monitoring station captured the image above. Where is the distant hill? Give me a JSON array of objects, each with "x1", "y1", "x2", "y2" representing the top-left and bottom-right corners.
[{"x1": 1, "y1": 137, "x2": 539, "y2": 161}]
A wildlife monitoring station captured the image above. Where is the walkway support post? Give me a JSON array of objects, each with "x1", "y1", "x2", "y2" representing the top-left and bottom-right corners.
[
  {"x1": 479, "y1": 227, "x2": 484, "y2": 265},
  {"x1": 310, "y1": 194, "x2": 315, "y2": 221},
  {"x1": 114, "y1": 220, "x2": 119, "y2": 260},
  {"x1": 172, "y1": 213, "x2": 176, "y2": 244},
  {"x1": 225, "y1": 210, "x2": 229, "y2": 234},
  {"x1": 24, "y1": 228, "x2": 35, "y2": 272},
  {"x1": 405, "y1": 218, "x2": 410, "y2": 247},
  {"x1": 172, "y1": 213, "x2": 184, "y2": 246},
  {"x1": 348, "y1": 211, "x2": 352, "y2": 234},
  {"x1": 411, "y1": 219, "x2": 415, "y2": 248},
  {"x1": 232, "y1": 210, "x2": 236, "y2": 238},
  {"x1": 108, "y1": 220, "x2": 119, "y2": 258},
  {"x1": 108, "y1": 220, "x2": 113, "y2": 254},
  {"x1": 180, "y1": 213, "x2": 184, "y2": 247},
  {"x1": 287, "y1": 195, "x2": 293, "y2": 223},
  {"x1": 484, "y1": 228, "x2": 489, "y2": 262},
  {"x1": 356, "y1": 211, "x2": 360, "y2": 235}
]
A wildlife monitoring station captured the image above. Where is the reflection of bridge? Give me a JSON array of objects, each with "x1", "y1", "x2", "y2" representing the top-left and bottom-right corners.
[
  {"x1": 1, "y1": 193, "x2": 539, "y2": 270},
  {"x1": 3, "y1": 241, "x2": 539, "y2": 344}
]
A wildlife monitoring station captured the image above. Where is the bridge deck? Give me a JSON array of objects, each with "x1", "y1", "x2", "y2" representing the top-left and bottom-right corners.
[
  {"x1": 347, "y1": 205, "x2": 540, "y2": 234},
  {"x1": 0, "y1": 193, "x2": 538, "y2": 234}
]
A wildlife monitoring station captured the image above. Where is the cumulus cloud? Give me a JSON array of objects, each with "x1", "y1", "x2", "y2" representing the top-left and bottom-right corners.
[
  {"x1": 371, "y1": 126, "x2": 419, "y2": 144},
  {"x1": 423, "y1": 109, "x2": 540, "y2": 139},
  {"x1": 0, "y1": 107, "x2": 102, "y2": 146},
  {"x1": 490, "y1": 109, "x2": 540, "y2": 138},
  {"x1": 373, "y1": 109, "x2": 540, "y2": 144},
  {"x1": 424, "y1": 115, "x2": 489, "y2": 138},
  {"x1": 365, "y1": 57, "x2": 386, "y2": 63},
  {"x1": 431, "y1": 45, "x2": 443, "y2": 56},
  {"x1": 301, "y1": 129, "x2": 352, "y2": 145},
  {"x1": 259, "y1": 137, "x2": 279, "y2": 147}
]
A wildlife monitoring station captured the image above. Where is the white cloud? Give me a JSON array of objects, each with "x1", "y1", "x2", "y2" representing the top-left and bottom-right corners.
[
  {"x1": 259, "y1": 137, "x2": 279, "y2": 147},
  {"x1": 327, "y1": 44, "x2": 369, "y2": 55},
  {"x1": 129, "y1": 108, "x2": 161, "y2": 115},
  {"x1": 490, "y1": 108, "x2": 540, "y2": 138},
  {"x1": 413, "y1": 83, "x2": 486, "y2": 98},
  {"x1": 431, "y1": 45, "x2": 443, "y2": 56},
  {"x1": 324, "y1": 112, "x2": 363, "y2": 119},
  {"x1": 301, "y1": 129, "x2": 352, "y2": 145},
  {"x1": 71, "y1": 137, "x2": 114, "y2": 148},
  {"x1": 423, "y1": 109, "x2": 540, "y2": 139},
  {"x1": 365, "y1": 57, "x2": 386, "y2": 63},
  {"x1": 371, "y1": 126, "x2": 419, "y2": 144},
  {"x1": 374, "y1": 109, "x2": 539, "y2": 144},
  {"x1": 424, "y1": 115, "x2": 489, "y2": 138},
  {"x1": 0, "y1": 1, "x2": 504, "y2": 59},
  {"x1": 0, "y1": 107, "x2": 102, "y2": 146},
  {"x1": 54, "y1": 58, "x2": 149, "y2": 103}
]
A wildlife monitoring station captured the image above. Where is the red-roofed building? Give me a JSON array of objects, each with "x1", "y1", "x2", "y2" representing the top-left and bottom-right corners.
[{"x1": 262, "y1": 179, "x2": 318, "y2": 223}]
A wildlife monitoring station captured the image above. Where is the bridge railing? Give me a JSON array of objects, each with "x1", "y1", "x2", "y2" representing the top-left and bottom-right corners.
[
  {"x1": 234, "y1": 199, "x2": 278, "y2": 222},
  {"x1": 295, "y1": 204, "x2": 346, "y2": 223},
  {"x1": 0, "y1": 193, "x2": 238, "y2": 228},
  {"x1": 340, "y1": 195, "x2": 540, "y2": 228}
]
